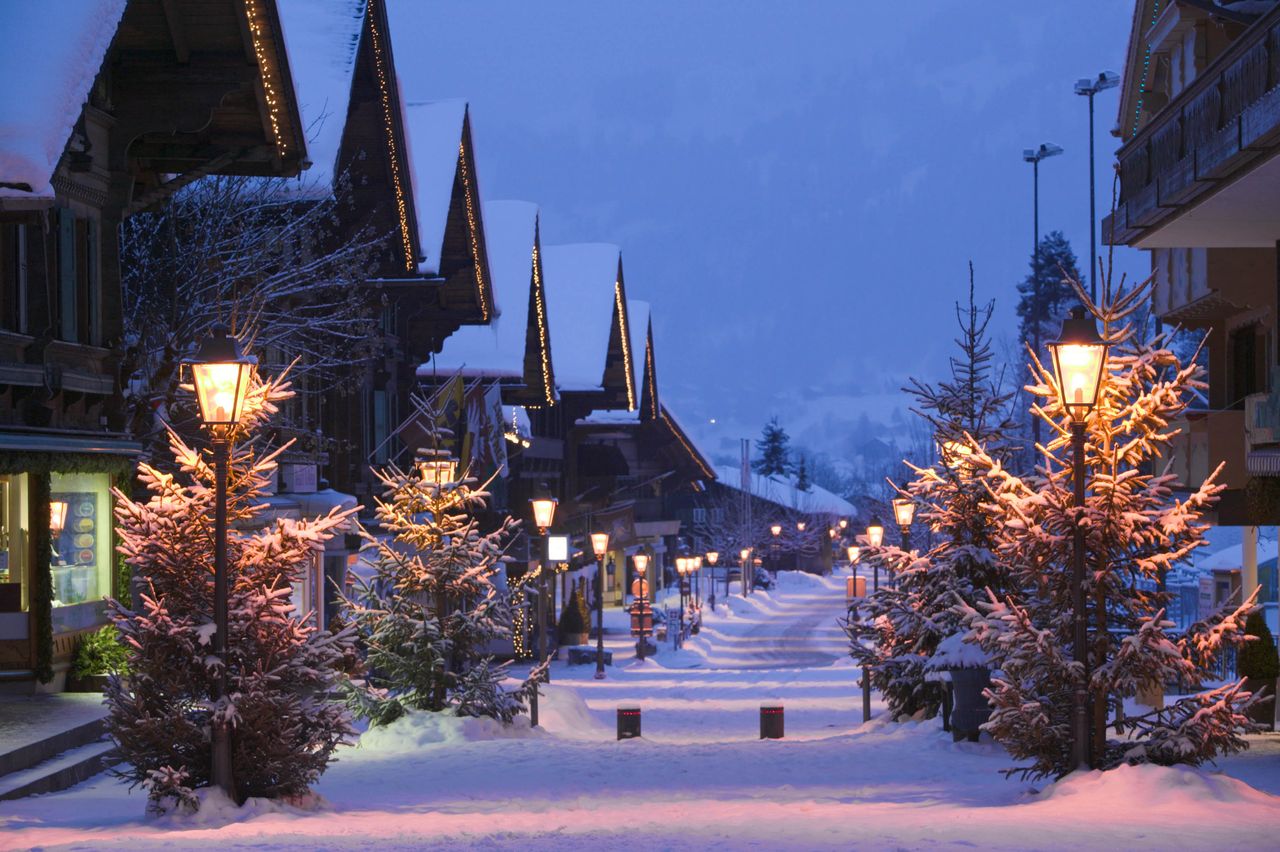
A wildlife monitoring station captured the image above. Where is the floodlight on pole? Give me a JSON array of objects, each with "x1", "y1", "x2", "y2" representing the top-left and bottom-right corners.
[{"x1": 1075, "y1": 71, "x2": 1120, "y2": 301}]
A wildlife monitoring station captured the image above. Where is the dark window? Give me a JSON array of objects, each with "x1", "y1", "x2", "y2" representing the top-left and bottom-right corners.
[
  {"x1": 0, "y1": 223, "x2": 29, "y2": 333},
  {"x1": 1230, "y1": 326, "x2": 1262, "y2": 408}
]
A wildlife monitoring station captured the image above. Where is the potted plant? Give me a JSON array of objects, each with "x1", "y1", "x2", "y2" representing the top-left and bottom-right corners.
[
  {"x1": 1239, "y1": 610, "x2": 1279, "y2": 731},
  {"x1": 927, "y1": 631, "x2": 992, "y2": 742},
  {"x1": 558, "y1": 582, "x2": 590, "y2": 647},
  {"x1": 68, "y1": 624, "x2": 129, "y2": 692}
]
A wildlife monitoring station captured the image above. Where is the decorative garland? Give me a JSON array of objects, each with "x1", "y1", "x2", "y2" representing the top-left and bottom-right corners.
[{"x1": 0, "y1": 450, "x2": 134, "y2": 476}]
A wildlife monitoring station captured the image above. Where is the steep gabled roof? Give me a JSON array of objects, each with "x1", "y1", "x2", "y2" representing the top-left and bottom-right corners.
[
  {"x1": 426, "y1": 200, "x2": 556, "y2": 403},
  {"x1": 276, "y1": 0, "x2": 365, "y2": 199},
  {"x1": 542, "y1": 243, "x2": 632, "y2": 399},
  {"x1": 640, "y1": 315, "x2": 660, "y2": 423},
  {"x1": 713, "y1": 465, "x2": 854, "y2": 516},
  {"x1": 0, "y1": 1, "x2": 127, "y2": 197}
]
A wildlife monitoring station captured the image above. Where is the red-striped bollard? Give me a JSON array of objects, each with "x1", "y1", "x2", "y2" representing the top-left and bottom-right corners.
[{"x1": 617, "y1": 705, "x2": 642, "y2": 740}]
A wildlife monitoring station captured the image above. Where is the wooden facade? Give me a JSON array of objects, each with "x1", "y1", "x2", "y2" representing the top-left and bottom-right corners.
[{"x1": 0, "y1": 0, "x2": 307, "y2": 689}]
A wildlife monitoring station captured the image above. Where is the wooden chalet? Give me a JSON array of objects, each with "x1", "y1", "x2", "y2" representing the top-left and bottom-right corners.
[
  {"x1": 311, "y1": 0, "x2": 494, "y2": 505},
  {"x1": 0, "y1": 0, "x2": 307, "y2": 689}
]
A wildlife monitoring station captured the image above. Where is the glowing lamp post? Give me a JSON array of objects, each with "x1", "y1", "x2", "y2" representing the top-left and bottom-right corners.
[
  {"x1": 706, "y1": 551, "x2": 719, "y2": 611},
  {"x1": 632, "y1": 553, "x2": 650, "y2": 660},
  {"x1": 592, "y1": 530, "x2": 610, "y2": 679},
  {"x1": 186, "y1": 322, "x2": 254, "y2": 801},
  {"x1": 770, "y1": 523, "x2": 782, "y2": 576},
  {"x1": 738, "y1": 547, "x2": 751, "y2": 598},
  {"x1": 796, "y1": 521, "x2": 806, "y2": 532},
  {"x1": 891, "y1": 496, "x2": 917, "y2": 586},
  {"x1": 838, "y1": 518, "x2": 848, "y2": 531},
  {"x1": 526, "y1": 486, "x2": 558, "y2": 727},
  {"x1": 866, "y1": 518, "x2": 884, "y2": 591},
  {"x1": 1048, "y1": 306, "x2": 1108, "y2": 771}
]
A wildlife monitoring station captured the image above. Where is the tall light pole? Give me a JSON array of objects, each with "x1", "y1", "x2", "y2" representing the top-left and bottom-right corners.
[
  {"x1": 186, "y1": 323, "x2": 253, "y2": 801},
  {"x1": 1074, "y1": 72, "x2": 1120, "y2": 302},
  {"x1": 770, "y1": 523, "x2": 782, "y2": 576},
  {"x1": 738, "y1": 547, "x2": 751, "y2": 598},
  {"x1": 705, "y1": 550, "x2": 719, "y2": 611},
  {"x1": 1048, "y1": 306, "x2": 1109, "y2": 772},
  {"x1": 528, "y1": 486, "x2": 558, "y2": 727},
  {"x1": 1023, "y1": 141, "x2": 1064, "y2": 450},
  {"x1": 865, "y1": 518, "x2": 884, "y2": 592},
  {"x1": 591, "y1": 531, "x2": 610, "y2": 679}
]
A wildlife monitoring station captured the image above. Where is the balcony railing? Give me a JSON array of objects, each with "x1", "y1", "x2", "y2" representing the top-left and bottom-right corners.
[{"x1": 1106, "y1": 5, "x2": 1280, "y2": 244}]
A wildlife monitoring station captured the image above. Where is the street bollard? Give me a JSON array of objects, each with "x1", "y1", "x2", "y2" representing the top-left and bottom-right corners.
[
  {"x1": 760, "y1": 704, "x2": 784, "y2": 739},
  {"x1": 862, "y1": 665, "x2": 872, "y2": 723},
  {"x1": 617, "y1": 705, "x2": 642, "y2": 740}
]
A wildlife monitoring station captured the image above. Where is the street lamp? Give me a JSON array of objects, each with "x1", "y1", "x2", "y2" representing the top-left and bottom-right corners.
[
  {"x1": 866, "y1": 517, "x2": 884, "y2": 591},
  {"x1": 186, "y1": 322, "x2": 254, "y2": 801},
  {"x1": 591, "y1": 530, "x2": 610, "y2": 679},
  {"x1": 1074, "y1": 71, "x2": 1120, "y2": 301},
  {"x1": 838, "y1": 518, "x2": 848, "y2": 530},
  {"x1": 738, "y1": 547, "x2": 751, "y2": 598},
  {"x1": 1048, "y1": 305, "x2": 1109, "y2": 772},
  {"x1": 705, "y1": 551, "x2": 719, "y2": 611},
  {"x1": 526, "y1": 486, "x2": 558, "y2": 727},
  {"x1": 796, "y1": 520, "x2": 806, "y2": 532},
  {"x1": 1023, "y1": 141, "x2": 1064, "y2": 449},
  {"x1": 632, "y1": 553, "x2": 650, "y2": 661},
  {"x1": 415, "y1": 448, "x2": 457, "y2": 486},
  {"x1": 939, "y1": 439, "x2": 973, "y2": 470}
]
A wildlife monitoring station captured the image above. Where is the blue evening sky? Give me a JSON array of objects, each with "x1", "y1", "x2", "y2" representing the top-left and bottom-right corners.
[{"x1": 391, "y1": 1, "x2": 1146, "y2": 463}]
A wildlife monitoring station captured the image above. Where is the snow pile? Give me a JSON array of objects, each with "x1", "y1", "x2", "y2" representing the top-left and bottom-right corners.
[
  {"x1": 0, "y1": 0, "x2": 127, "y2": 197},
  {"x1": 148, "y1": 787, "x2": 325, "y2": 829},
  {"x1": 924, "y1": 630, "x2": 992, "y2": 673},
  {"x1": 357, "y1": 708, "x2": 536, "y2": 753}
]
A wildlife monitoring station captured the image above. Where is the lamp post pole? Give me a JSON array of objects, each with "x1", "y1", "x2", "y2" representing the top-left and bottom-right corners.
[
  {"x1": 185, "y1": 323, "x2": 253, "y2": 802},
  {"x1": 1023, "y1": 142, "x2": 1064, "y2": 450},
  {"x1": 592, "y1": 530, "x2": 609, "y2": 680},
  {"x1": 210, "y1": 430, "x2": 234, "y2": 799},
  {"x1": 527, "y1": 486, "x2": 558, "y2": 728},
  {"x1": 1048, "y1": 306, "x2": 1109, "y2": 772},
  {"x1": 1075, "y1": 72, "x2": 1120, "y2": 302},
  {"x1": 866, "y1": 519, "x2": 884, "y2": 592}
]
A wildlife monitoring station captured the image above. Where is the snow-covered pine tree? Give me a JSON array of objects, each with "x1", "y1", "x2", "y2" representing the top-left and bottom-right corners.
[
  {"x1": 341, "y1": 414, "x2": 542, "y2": 725},
  {"x1": 844, "y1": 265, "x2": 1018, "y2": 719},
  {"x1": 106, "y1": 368, "x2": 358, "y2": 811},
  {"x1": 753, "y1": 417, "x2": 792, "y2": 477},
  {"x1": 958, "y1": 271, "x2": 1258, "y2": 779}
]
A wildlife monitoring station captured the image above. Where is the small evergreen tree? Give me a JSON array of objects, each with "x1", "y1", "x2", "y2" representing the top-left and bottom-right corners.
[
  {"x1": 753, "y1": 417, "x2": 792, "y2": 477},
  {"x1": 845, "y1": 265, "x2": 1017, "y2": 719},
  {"x1": 1239, "y1": 611, "x2": 1279, "y2": 682},
  {"x1": 341, "y1": 412, "x2": 542, "y2": 726},
  {"x1": 1016, "y1": 231, "x2": 1082, "y2": 357},
  {"x1": 959, "y1": 271, "x2": 1256, "y2": 779},
  {"x1": 558, "y1": 582, "x2": 587, "y2": 641},
  {"x1": 107, "y1": 369, "x2": 357, "y2": 811},
  {"x1": 795, "y1": 455, "x2": 812, "y2": 492}
]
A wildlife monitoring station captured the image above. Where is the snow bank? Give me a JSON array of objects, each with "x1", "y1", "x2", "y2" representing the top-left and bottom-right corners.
[
  {"x1": 1037, "y1": 761, "x2": 1272, "y2": 807},
  {"x1": 357, "y1": 707, "x2": 536, "y2": 753}
]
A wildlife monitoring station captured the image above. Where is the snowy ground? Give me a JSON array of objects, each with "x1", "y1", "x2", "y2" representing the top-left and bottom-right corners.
[{"x1": 2, "y1": 571, "x2": 1279, "y2": 851}]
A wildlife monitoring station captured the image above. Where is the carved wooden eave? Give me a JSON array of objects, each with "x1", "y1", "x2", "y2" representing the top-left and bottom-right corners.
[
  {"x1": 600, "y1": 255, "x2": 636, "y2": 411},
  {"x1": 522, "y1": 213, "x2": 557, "y2": 407}
]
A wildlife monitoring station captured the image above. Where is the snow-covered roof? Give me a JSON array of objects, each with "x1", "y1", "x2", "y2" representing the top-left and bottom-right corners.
[
  {"x1": 713, "y1": 465, "x2": 856, "y2": 516},
  {"x1": 628, "y1": 299, "x2": 650, "y2": 404},
  {"x1": 427, "y1": 200, "x2": 539, "y2": 377},
  {"x1": 276, "y1": 0, "x2": 365, "y2": 199},
  {"x1": 542, "y1": 243, "x2": 622, "y2": 391},
  {"x1": 402, "y1": 99, "x2": 469, "y2": 275},
  {"x1": 0, "y1": 0, "x2": 127, "y2": 199}
]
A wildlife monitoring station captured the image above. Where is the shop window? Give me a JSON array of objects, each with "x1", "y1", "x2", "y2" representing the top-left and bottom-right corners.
[
  {"x1": 49, "y1": 472, "x2": 111, "y2": 630},
  {"x1": 0, "y1": 474, "x2": 30, "y2": 615}
]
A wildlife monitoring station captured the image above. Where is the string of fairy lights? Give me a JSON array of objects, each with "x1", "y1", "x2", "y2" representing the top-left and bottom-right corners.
[
  {"x1": 615, "y1": 280, "x2": 636, "y2": 410},
  {"x1": 458, "y1": 140, "x2": 492, "y2": 321},
  {"x1": 1130, "y1": 0, "x2": 1162, "y2": 139},
  {"x1": 367, "y1": 3, "x2": 415, "y2": 273},
  {"x1": 531, "y1": 241, "x2": 555, "y2": 405},
  {"x1": 661, "y1": 409, "x2": 714, "y2": 479},
  {"x1": 645, "y1": 325, "x2": 658, "y2": 420},
  {"x1": 243, "y1": 0, "x2": 287, "y2": 155}
]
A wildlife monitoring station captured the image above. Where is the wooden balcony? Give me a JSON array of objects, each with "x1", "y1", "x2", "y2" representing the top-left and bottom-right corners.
[
  {"x1": 1166, "y1": 408, "x2": 1247, "y2": 493},
  {"x1": 1106, "y1": 5, "x2": 1280, "y2": 247}
]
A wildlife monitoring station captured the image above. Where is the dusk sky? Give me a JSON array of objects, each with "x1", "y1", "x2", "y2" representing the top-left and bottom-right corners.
[{"x1": 391, "y1": 1, "x2": 1148, "y2": 464}]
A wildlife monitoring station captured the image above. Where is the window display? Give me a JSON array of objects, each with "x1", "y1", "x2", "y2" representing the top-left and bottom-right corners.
[
  {"x1": 0, "y1": 475, "x2": 28, "y2": 612},
  {"x1": 49, "y1": 472, "x2": 111, "y2": 609}
]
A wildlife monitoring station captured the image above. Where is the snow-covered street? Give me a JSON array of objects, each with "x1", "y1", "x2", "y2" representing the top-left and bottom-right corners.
[{"x1": 2, "y1": 572, "x2": 1278, "y2": 851}]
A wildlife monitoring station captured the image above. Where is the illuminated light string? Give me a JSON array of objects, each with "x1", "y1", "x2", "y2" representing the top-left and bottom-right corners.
[
  {"x1": 1131, "y1": 0, "x2": 1162, "y2": 138},
  {"x1": 531, "y1": 243, "x2": 555, "y2": 405},
  {"x1": 458, "y1": 141, "x2": 492, "y2": 321},
  {"x1": 367, "y1": 5, "x2": 415, "y2": 272},
  {"x1": 661, "y1": 409, "x2": 714, "y2": 479},
  {"x1": 243, "y1": 0, "x2": 287, "y2": 154},
  {"x1": 615, "y1": 281, "x2": 636, "y2": 410},
  {"x1": 645, "y1": 331, "x2": 658, "y2": 420}
]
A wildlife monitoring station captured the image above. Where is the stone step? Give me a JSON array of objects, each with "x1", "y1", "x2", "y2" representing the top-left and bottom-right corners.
[
  {"x1": 0, "y1": 717, "x2": 106, "y2": 779},
  {"x1": 0, "y1": 738, "x2": 117, "y2": 801}
]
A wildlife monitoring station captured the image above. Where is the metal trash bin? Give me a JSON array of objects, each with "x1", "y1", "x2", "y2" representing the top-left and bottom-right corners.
[
  {"x1": 617, "y1": 705, "x2": 642, "y2": 740},
  {"x1": 760, "y1": 704, "x2": 784, "y2": 739}
]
